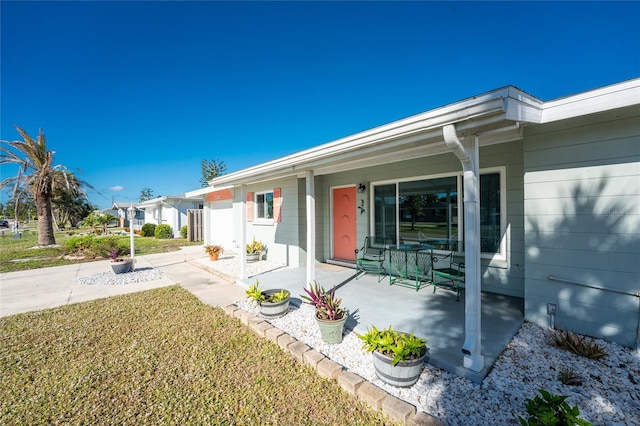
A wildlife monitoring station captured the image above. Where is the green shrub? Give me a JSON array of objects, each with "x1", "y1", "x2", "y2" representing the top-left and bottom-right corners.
[
  {"x1": 88, "y1": 237, "x2": 124, "y2": 258},
  {"x1": 155, "y1": 224, "x2": 173, "y2": 239},
  {"x1": 141, "y1": 223, "x2": 156, "y2": 237},
  {"x1": 518, "y1": 389, "x2": 591, "y2": 426},
  {"x1": 180, "y1": 225, "x2": 188, "y2": 239},
  {"x1": 64, "y1": 235, "x2": 94, "y2": 252}
]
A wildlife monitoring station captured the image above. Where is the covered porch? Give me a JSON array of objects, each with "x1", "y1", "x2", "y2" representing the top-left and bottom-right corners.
[{"x1": 240, "y1": 263, "x2": 524, "y2": 383}]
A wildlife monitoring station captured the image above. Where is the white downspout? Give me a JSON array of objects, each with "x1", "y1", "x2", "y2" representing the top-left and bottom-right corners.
[
  {"x1": 240, "y1": 184, "x2": 247, "y2": 280},
  {"x1": 443, "y1": 124, "x2": 484, "y2": 372},
  {"x1": 306, "y1": 170, "x2": 316, "y2": 287}
]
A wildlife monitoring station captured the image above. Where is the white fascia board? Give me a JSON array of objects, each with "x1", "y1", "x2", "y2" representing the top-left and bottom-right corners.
[
  {"x1": 209, "y1": 87, "x2": 543, "y2": 186},
  {"x1": 503, "y1": 86, "x2": 544, "y2": 123},
  {"x1": 185, "y1": 185, "x2": 234, "y2": 198},
  {"x1": 542, "y1": 78, "x2": 640, "y2": 123},
  {"x1": 137, "y1": 196, "x2": 167, "y2": 207}
]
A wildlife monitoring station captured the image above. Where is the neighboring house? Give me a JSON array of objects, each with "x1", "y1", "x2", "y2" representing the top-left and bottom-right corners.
[
  {"x1": 111, "y1": 202, "x2": 145, "y2": 229},
  {"x1": 136, "y1": 195, "x2": 202, "y2": 237},
  {"x1": 187, "y1": 79, "x2": 640, "y2": 367}
]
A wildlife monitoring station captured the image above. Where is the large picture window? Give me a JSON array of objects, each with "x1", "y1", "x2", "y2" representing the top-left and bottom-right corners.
[{"x1": 372, "y1": 170, "x2": 504, "y2": 258}]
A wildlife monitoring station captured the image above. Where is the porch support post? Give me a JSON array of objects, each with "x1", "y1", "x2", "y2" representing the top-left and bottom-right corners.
[
  {"x1": 240, "y1": 184, "x2": 247, "y2": 280},
  {"x1": 443, "y1": 125, "x2": 484, "y2": 372},
  {"x1": 305, "y1": 170, "x2": 316, "y2": 287}
]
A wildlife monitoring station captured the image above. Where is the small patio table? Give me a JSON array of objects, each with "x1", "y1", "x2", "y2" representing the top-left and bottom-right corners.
[{"x1": 388, "y1": 244, "x2": 434, "y2": 291}]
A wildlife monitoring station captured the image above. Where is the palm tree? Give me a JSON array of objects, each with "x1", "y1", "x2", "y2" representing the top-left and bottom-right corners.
[{"x1": 0, "y1": 126, "x2": 86, "y2": 246}]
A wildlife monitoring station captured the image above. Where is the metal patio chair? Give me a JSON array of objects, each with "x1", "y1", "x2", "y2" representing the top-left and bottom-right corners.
[
  {"x1": 431, "y1": 250, "x2": 464, "y2": 301},
  {"x1": 354, "y1": 236, "x2": 387, "y2": 282}
]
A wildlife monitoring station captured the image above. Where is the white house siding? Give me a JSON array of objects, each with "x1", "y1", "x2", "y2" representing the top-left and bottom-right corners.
[
  {"x1": 317, "y1": 139, "x2": 526, "y2": 298},
  {"x1": 238, "y1": 178, "x2": 304, "y2": 268},
  {"x1": 142, "y1": 200, "x2": 200, "y2": 238},
  {"x1": 523, "y1": 111, "x2": 640, "y2": 349}
]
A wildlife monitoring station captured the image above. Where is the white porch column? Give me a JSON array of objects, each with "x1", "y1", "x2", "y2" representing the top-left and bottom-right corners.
[
  {"x1": 305, "y1": 170, "x2": 316, "y2": 286},
  {"x1": 240, "y1": 184, "x2": 247, "y2": 280},
  {"x1": 443, "y1": 125, "x2": 484, "y2": 372}
]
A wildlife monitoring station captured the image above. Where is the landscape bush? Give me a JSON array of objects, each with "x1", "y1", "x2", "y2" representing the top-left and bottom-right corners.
[
  {"x1": 63, "y1": 235, "x2": 129, "y2": 258},
  {"x1": 87, "y1": 236, "x2": 125, "y2": 258},
  {"x1": 518, "y1": 389, "x2": 591, "y2": 425},
  {"x1": 154, "y1": 224, "x2": 173, "y2": 239},
  {"x1": 180, "y1": 225, "x2": 188, "y2": 239},
  {"x1": 141, "y1": 223, "x2": 156, "y2": 237},
  {"x1": 64, "y1": 235, "x2": 94, "y2": 252}
]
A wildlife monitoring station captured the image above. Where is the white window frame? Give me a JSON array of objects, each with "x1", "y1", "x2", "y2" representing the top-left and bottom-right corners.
[
  {"x1": 369, "y1": 166, "x2": 507, "y2": 262},
  {"x1": 254, "y1": 190, "x2": 274, "y2": 224}
]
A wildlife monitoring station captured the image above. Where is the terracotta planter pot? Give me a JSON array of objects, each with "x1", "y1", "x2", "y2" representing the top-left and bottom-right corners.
[{"x1": 209, "y1": 253, "x2": 219, "y2": 261}]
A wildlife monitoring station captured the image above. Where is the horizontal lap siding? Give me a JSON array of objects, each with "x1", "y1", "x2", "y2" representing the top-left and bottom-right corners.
[
  {"x1": 523, "y1": 113, "x2": 640, "y2": 348},
  {"x1": 241, "y1": 178, "x2": 303, "y2": 267},
  {"x1": 319, "y1": 140, "x2": 525, "y2": 297}
]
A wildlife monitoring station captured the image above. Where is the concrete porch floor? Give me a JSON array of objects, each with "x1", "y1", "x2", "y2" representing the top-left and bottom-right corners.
[{"x1": 239, "y1": 263, "x2": 524, "y2": 383}]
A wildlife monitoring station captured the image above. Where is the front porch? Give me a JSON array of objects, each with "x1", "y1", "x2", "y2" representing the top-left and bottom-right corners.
[{"x1": 239, "y1": 263, "x2": 524, "y2": 383}]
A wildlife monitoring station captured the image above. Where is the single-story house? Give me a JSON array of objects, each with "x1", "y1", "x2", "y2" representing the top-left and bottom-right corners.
[
  {"x1": 111, "y1": 202, "x2": 145, "y2": 230},
  {"x1": 136, "y1": 194, "x2": 202, "y2": 237},
  {"x1": 187, "y1": 79, "x2": 640, "y2": 370}
]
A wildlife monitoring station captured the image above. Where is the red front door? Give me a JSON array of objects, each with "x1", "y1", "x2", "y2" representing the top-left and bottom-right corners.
[{"x1": 332, "y1": 187, "x2": 356, "y2": 261}]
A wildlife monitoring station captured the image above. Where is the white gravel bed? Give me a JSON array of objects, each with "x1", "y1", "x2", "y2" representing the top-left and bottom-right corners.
[
  {"x1": 77, "y1": 267, "x2": 164, "y2": 285},
  {"x1": 193, "y1": 252, "x2": 287, "y2": 279},
  {"x1": 211, "y1": 257, "x2": 639, "y2": 425},
  {"x1": 236, "y1": 300, "x2": 640, "y2": 425}
]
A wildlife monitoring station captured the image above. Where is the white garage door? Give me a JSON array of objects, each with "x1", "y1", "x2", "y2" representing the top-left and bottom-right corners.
[{"x1": 209, "y1": 200, "x2": 235, "y2": 251}]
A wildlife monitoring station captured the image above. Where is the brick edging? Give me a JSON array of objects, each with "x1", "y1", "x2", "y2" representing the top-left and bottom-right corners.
[{"x1": 222, "y1": 303, "x2": 444, "y2": 426}]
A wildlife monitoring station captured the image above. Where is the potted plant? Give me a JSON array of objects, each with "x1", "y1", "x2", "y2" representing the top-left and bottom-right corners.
[
  {"x1": 109, "y1": 249, "x2": 133, "y2": 274},
  {"x1": 359, "y1": 325, "x2": 428, "y2": 387},
  {"x1": 204, "y1": 244, "x2": 224, "y2": 261},
  {"x1": 246, "y1": 238, "x2": 265, "y2": 262},
  {"x1": 246, "y1": 281, "x2": 290, "y2": 318},
  {"x1": 301, "y1": 281, "x2": 348, "y2": 344}
]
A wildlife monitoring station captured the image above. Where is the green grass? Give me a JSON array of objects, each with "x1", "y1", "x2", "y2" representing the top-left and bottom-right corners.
[
  {"x1": 0, "y1": 286, "x2": 395, "y2": 425},
  {"x1": 0, "y1": 227, "x2": 201, "y2": 273}
]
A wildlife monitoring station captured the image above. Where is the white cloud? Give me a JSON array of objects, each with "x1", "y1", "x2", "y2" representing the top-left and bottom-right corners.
[{"x1": 109, "y1": 185, "x2": 124, "y2": 191}]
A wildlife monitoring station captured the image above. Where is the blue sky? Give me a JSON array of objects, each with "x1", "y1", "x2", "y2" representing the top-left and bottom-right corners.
[{"x1": 1, "y1": 1, "x2": 638, "y2": 209}]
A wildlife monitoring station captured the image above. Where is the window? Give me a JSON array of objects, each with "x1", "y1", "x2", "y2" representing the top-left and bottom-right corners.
[
  {"x1": 256, "y1": 191, "x2": 274, "y2": 220},
  {"x1": 372, "y1": 169, "x2": 504, "y2": 258}
]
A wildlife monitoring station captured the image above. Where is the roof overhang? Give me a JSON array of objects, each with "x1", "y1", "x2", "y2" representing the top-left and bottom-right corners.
[
  {"x1": 195, "y1": 78, "x2": 639, "y2": 188},
  {"x1": 185, "y1": 185, "x2": 234, "y2": 198},
  {"x1": 206, "y1": 86, "x2": 541, "y2": 187},
  {"x1": 542, "y1": 78, "x2": 640, "y2": 123}
]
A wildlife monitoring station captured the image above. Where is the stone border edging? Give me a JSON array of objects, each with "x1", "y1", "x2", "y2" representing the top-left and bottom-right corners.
[{"x1": 222, "y1": 303, "x2": 444, "y2": 426}]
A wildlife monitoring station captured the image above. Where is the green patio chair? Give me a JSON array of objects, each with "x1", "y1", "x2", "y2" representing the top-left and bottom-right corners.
[
  {"x1": 431, "y1": 250, "x2": 464, "y2": 301},
  {"x1": 388, "y1": 247, "x2": 432, "y2": 291},
  {"x1": 354, "y1": 236, "x2": 387, "y2": 282}
]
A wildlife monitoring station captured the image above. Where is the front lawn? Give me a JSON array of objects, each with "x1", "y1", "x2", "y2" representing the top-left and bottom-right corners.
[
  {"x1": 0, "y1": 228, "x2": 201, "y2": 273},
  {"x1": 0, "y1": 286, "x2": 394, "y2": 425}
]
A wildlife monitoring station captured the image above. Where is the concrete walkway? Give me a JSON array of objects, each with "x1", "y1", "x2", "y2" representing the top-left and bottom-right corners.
[{"x1": 0, "y1": 245, "x2": 245, "y2": 317}]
